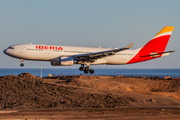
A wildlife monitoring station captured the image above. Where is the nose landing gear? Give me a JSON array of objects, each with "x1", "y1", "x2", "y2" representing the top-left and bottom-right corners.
[
  {"x1": 20, "y1": 59, "x2": 24, "y2": 67},
  {"x1": 79, "y1": 65, "x2": 94, "y2": 74}
]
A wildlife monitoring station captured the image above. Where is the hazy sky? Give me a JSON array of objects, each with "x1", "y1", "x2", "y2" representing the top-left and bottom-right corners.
[{"x1": 0, "y1": 0, "x2": 180, "y2": 68}]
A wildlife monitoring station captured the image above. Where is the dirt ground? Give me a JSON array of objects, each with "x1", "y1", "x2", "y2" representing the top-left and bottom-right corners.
[{"x1": 1, "y1": 73, "x2": 180, "y2": 119}]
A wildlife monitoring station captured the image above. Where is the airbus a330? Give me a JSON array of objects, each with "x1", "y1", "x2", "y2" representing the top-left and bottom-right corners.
[{"x1": 3, "y1": 26, "x2": 175, "y2": 74}]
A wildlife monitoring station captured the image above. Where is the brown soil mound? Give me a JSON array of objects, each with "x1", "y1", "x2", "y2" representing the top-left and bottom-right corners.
[
  {"x1": 55, "y1": 75, "x2": 180, "y2": 99},
  {"x1": 0, "y1": 73, "x2": 135, "y2": 110},
  {"x1": 1, "y1": 74, "x2": 180, "y2": 120},
  {"x1": 1, "y1": 73, "x2": 180, "y2": 111}
]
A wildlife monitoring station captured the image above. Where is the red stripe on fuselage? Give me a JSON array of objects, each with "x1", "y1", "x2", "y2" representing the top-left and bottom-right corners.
[{"x1": 127, "y1": 35, "x2": 171, "y2": 64}]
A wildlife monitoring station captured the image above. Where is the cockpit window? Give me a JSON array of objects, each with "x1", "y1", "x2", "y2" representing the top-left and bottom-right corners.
[{"x1": 8, "y1": 46, "x2": 14, "y2": 49}]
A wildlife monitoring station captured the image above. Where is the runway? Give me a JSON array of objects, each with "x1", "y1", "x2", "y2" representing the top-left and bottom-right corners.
[{"x1": 1, "y1": 107, "x2": 180, "y2": 120}]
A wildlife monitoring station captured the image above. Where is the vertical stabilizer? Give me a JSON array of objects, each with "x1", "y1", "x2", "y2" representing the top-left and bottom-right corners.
[{"x1": 127, "y1": 26, "x2": 174, "y2": 64}]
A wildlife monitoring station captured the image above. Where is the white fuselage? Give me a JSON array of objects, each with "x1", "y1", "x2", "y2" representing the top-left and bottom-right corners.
[
  {"x1": 4, "y1": 44, "x2": 139, "y2": 65},
  {"x1": 3, "y1": 26, "x2": 174, "y2": 71}
]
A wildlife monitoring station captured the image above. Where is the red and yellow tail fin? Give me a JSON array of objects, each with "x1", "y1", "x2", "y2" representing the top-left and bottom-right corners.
[
  {"x1": 142, "y1": 26, "x2": 174, "y2": 53},
  {"x1": 127, "y1": 26, "x2": 174, "y2": 64},
  {"x1": 154, "y1": 26, "x2": 174, "y2": 39}
]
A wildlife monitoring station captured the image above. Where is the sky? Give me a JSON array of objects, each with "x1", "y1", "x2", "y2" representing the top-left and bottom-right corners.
[{"x1": 0, "y1": 0, "x2": 180, "y2": 68}]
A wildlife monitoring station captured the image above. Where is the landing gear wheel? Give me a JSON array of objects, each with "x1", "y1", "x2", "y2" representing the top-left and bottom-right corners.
[
  {"x1": 89, "y1": 70, "x2": 94, "y2": 74},
  {"x1": 85, "y1": 67, "x2": 90, "y2": 71},
  {"x1": 84, "y1": 70, "x2": 88, "y2": 74},
  {"x1": 79, "y1": 67, "x2": 84, "y2": 71},
  {"x1": 20, "y1": 63, "x2": 24, "y2": 67}
]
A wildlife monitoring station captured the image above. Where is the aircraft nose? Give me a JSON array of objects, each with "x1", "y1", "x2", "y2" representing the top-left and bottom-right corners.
[
  {"x1": 3, "y1": 49, "x2": 7, "y2": 54},
  {"x1": 3, "y1": 49, "x2": 9, "y2": 56}
]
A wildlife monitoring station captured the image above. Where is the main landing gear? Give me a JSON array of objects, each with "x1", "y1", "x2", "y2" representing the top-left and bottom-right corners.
[
  {"x1": 20, "y1": 59, "x2": 24, "y2": 67},
  {"x1": 79, "y1": 65, "x2": 94, "y2": 74}
]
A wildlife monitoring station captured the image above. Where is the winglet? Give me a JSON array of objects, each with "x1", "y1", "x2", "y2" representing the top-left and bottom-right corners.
[{"x1": 125, "y1": 43, "x2": 134, "y2": 49}]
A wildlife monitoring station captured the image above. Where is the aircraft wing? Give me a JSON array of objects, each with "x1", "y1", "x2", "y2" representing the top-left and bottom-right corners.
[{"x1": 74, "y1": 43, "x2": 134, "y2": 62}]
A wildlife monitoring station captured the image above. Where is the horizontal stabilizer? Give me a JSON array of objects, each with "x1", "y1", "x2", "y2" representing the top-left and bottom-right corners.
[{"x1": 140, "y1": 51, "x2": 175, "y2": 58}]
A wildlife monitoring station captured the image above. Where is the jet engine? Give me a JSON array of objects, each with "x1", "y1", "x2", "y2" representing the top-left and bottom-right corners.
[{"x1": 51, "y1": 57, "x2": 73, "y2": 66}]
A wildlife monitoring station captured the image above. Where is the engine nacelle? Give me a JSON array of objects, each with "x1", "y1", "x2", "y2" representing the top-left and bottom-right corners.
[{"x1": 51, "y1": 57, "x2": 73, "y2": 66}]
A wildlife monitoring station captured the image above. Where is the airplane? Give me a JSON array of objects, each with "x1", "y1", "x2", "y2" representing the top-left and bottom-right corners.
[{"x1": 3, "y1": 26, "x2": 175, "y2": 74}]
